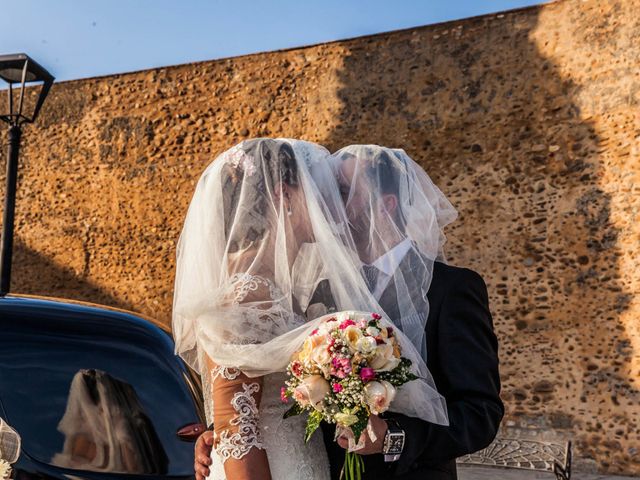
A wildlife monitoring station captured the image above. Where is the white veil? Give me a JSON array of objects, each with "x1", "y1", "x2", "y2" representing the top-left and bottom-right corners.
[
  {"x1": 172, "y1": 138, "x2": 449, "y2": 425},
  {"x1": 331, "y1": 145, "x2": 458, "y2": 358},
  {"x1": 172, "y1": 138, "x2": 371, "y2": 376}
]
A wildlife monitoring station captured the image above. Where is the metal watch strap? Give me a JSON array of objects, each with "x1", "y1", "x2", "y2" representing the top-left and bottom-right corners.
[
  {"x1": 383, "y1": 418, "x2": 405, "y2": 462},
  {"x1": 385, "y1": 453, "x2": 402, "y2": 462}
]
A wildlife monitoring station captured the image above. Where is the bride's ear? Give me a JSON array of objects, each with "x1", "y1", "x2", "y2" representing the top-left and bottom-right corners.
[
  {"x1": 274, "y1": 182, "x2": 292, "y2": 210},
  {"x1": 282, "y1": 182, "x2": 292, "y2": 197}
]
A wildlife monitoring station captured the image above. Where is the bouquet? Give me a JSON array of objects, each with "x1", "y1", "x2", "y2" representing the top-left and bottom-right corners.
[{"x1": 281, "y1": 311, "x2": 418, "y2": 480}]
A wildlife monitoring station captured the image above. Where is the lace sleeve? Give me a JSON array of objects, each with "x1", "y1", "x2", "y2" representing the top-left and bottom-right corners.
[
  {"x1": 228, "y1": 272, "x2": 281, "y2": 306},
  {"x1": 202, "y1": 354, "x2": 265, "y2": 464},
  {"x1": 201, "y1": 273, "x2": 276, "y2": 475}
]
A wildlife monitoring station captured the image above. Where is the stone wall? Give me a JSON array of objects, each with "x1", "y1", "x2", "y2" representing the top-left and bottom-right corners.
[{"x1": 1, "y1": 0, "x2": 638, "y2": 474}]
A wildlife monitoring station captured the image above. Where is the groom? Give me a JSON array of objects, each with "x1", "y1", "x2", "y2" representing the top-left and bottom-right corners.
[
  {"x1": 193, "y1": 147, "x2": 503, "y2": 480},
  {"x1": 321, "y1": 147, "x2": 503, "y2": 480}
]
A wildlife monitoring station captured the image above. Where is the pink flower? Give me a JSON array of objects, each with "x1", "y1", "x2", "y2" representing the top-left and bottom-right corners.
[
  {"x1": 332, "y1": 357, "x2": 350, "y2": 369},
  {"x1": 356, "y1": 319, "x2": 367, "y2": 328},
  {"x1": 339, "y1": 319, "x2": 356, "y2": 330},
  {"x1": 291, "y1": 361, "x2": 304, "y2": 378},
  {"x1": 359, "y1": 367, "x2": 376, "y2": 383},
  {"x1": 331, "y1": 357, "x2": 352, "y2": 378},
  {"x1": 332, "y1": 382, "x2": 343, "y2": 393},
  {"x1": 280, "y1": 387, "x2": 289, "y2": 403},
  {"x1": 371, "y1": 313, "x2": 382, "y2": 320},
  {"x1": 311, "y1": 328, "x2": 319, "y2": 336}
]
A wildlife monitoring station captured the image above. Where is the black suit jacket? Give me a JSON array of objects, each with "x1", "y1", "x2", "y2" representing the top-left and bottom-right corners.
[{"x1": 321, "y1": 258, "x2": 503, "y2": 480}]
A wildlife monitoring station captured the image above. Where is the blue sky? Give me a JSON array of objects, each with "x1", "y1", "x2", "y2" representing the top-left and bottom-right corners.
[{"x1": 1, "y1": 0, "x2": 547, "y2": 82}]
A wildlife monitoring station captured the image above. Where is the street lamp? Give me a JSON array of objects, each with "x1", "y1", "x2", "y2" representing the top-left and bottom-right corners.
[{"x1": 0, "y1": 53, "x2": 54, "y2": 295}]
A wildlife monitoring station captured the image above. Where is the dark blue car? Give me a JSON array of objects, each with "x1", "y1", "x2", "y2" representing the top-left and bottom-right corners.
[{"x1": 0, "y1": 294, "x2": 205, "y2": 479}]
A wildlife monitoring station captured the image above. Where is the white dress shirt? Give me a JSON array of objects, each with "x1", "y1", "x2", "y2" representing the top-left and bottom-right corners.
[{"x1": 365, "y1": 238, "x2": 412, "y2": 300}]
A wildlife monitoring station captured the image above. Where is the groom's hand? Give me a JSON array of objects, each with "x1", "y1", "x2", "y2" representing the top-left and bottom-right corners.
[
  {"x1": 194, "y1": 430, "x2": 214, "y2": 480},
  {"x1": 337, "y1": 415, "x2": 388, "y2": 455}
]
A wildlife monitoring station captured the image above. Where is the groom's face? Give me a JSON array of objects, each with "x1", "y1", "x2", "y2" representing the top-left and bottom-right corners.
[
  {"x1": 337, "y1": 154, "x2": 372, "y2": 235},
  {"x1": 337, "y1": 151, "x2": 406, "y2": 256}
]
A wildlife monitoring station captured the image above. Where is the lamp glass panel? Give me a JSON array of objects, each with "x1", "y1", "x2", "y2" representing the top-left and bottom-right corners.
[
  {"x1": 0, "y1": 80, "x2": 44, "y2": 120},
  {"x1": 0, "y1": 67, "x2": 37, "y2": 83}
]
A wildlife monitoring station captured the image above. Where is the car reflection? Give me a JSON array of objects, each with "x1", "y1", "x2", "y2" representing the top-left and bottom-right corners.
[
  {"x1": 51, "y1": 368, "x2": 168, "y2": 474},
  {"x1": 0, "y1": 295, "x2": 203, "y2": 479}
]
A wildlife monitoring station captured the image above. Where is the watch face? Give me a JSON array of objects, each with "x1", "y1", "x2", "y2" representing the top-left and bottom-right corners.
[{"x1": 384, "y1": 432, "x2": 405, "y2": 454}]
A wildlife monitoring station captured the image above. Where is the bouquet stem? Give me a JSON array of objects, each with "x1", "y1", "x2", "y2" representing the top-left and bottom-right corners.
[{"x1": 341, "y1": 451, "x2": 365, "y2": 480}]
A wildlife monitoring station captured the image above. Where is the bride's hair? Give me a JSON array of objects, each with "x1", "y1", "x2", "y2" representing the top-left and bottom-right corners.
[{"x1": 221, "y1": 138, "x2": 299, "y2": 253}]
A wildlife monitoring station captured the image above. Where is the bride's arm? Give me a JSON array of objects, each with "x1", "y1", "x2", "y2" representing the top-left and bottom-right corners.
[{"x1": 204, "y1": 353, "x2": 272, "y2": 480}]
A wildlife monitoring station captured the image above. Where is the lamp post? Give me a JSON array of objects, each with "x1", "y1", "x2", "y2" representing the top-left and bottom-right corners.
[{"x1": 0, "y1": 54, "x2": 54, "y2": 296}]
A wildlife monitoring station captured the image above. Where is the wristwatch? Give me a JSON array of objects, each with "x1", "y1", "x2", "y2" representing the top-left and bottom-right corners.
[{"x1": 382, "y1": 418, "x2": 405, "y2": 462}]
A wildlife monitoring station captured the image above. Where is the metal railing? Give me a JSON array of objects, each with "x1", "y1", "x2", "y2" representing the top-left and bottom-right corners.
[{"x1": 458, "y1": 438, "x2": 572, "y2": 480}]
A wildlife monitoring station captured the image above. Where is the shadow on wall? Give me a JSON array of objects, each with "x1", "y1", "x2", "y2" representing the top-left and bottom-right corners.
[
  {"x1": 10, "y1": 237, "x2": 135, "y2": 312},
  {"x1": 319, "y1": 5, "x2": 637, "y2": 475}
]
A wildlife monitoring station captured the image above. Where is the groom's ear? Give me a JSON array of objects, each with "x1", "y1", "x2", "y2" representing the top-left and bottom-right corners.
[{"x1": 379, "y1": 193, "x2": 399, "y2": 216}]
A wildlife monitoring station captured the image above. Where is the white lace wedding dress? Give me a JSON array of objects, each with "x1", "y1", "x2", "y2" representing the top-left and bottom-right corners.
[
  {"x1": 201, "y1": 273, "x2": 331, "y2": 480},
  {"x1": 204, "y1": 371, "x2": 330, "y2": 480}
]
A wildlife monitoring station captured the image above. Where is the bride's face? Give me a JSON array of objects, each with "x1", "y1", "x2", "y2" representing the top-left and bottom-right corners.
[{"x1": 283, "y1": 182, "x2": 314, "y2": 244}]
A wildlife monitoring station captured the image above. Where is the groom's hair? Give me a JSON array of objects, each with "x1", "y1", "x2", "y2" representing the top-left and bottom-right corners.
[{"x1": 369, "y1": 150, "x2": 402, "y2": 198}]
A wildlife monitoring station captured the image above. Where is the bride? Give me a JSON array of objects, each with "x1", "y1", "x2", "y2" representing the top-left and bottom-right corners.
[{"x1": 172, "y1": 138, "x2": 377, "y2": 480}]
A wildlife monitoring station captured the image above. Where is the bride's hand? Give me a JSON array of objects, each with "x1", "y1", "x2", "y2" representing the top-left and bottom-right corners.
[
  {"x1": 336, "y1": 415, "x2": 388, "y2": 455},
  {"x1": 194, "y1": 430, "x2": 214, "y2": 480}
]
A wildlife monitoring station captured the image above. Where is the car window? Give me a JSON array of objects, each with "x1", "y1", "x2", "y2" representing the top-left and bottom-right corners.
[{"x1": 0, "y1": 302, "x2": 200, "y2": 476}]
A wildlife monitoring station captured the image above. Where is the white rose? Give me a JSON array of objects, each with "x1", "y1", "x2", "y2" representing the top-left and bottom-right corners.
[
  {"x1": 336, "y1": 311, "x2": 355, "y2": 322},
  {"x1": 369, "y1": 343, "x2": 394, "y2": 369},
  {"x1": 355, "y1": 336, "x2": 377, "y2": 354},
  {"x1": 366, "y1": 326, "x2": 380, "y2": 337},
  {"x1": 380, "y1": 356, "x2": 401, "y2": 372},
  {"x1": 310, "y1": 342, "x2": 332, "y2": 367},
  {"x1": 321, "y1": 319, "x2": 339, "y2": 333},
  {"x1": 363, "y1": 380, "x2": 397, "y2": 414},
  {"x1": 343, "y1": 325, "x2": 363, "y2": 351},
  {"x1": 293, "y1": 375, "x2": 331, "y2": 411},
  {"x1": 299, "y1": 334, "x2": 325, "y2": 363}
]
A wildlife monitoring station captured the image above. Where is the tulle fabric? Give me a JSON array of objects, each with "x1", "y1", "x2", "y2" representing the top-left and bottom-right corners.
[
  {"x1": 331, "y1": 145, "x2": 458, "y2": 358},
  {"x1": 171, "y1": 138, "x2": 451, "y2": 427},
  {"x1": 50, "y1": 369, "x2": 168, "y2": 474},
  {"x1": 172, "y1": 138, "x2": 373, "y2": 376}
]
